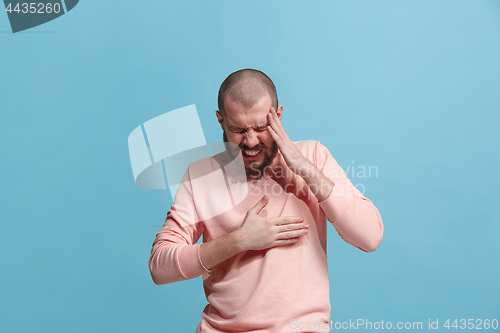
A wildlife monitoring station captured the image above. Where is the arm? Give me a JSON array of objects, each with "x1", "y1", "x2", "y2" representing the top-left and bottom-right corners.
[
  {"x1": 266, "y1": 109, "x2": 383, "y2": 252},
  {"x1": 149, "y1": 209, "x2": 209, "y2": 285},
  {"x1": 314, "y1": 141, "x2": 384, "y2": 252},
  {"x1": 149, "y1": 169, "x2": 209, "y2": 285},
  {"x1": 149, "y1": 174, "x2": 309, "y2": 284}
]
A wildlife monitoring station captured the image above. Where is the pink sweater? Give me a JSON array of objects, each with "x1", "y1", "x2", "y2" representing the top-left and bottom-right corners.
[{"x1": 149, "y1": 140, "x2": 383, "y2": 333}]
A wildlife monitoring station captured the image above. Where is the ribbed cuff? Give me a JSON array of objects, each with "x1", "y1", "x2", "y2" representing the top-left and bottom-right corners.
[
  {"x1": 177, "y1": 243, "x2": 209, "y2": 279},
  {"x1": 198, "y1": 243, "x2": 212, "y2": 273}
]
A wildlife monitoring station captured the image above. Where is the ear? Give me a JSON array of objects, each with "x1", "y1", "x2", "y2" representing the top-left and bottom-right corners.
[
  {"x1": 216, "y1": 110, "x2": 225, "y2": 131},
  {"x1": 276, "y1": 105, "x2": 283, "y2": 121}
]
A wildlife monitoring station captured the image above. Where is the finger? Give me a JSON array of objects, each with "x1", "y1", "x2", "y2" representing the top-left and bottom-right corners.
[
  {"x1": 266, "y1": 124, "x2": 279, "y2": 141},
  {"x1": 248, "y1": 195, "x2": 268, "y2": 215},
  {"x1": 268, "y1": 216, "x2": 304, "y2": 225},
  {"x1": 274, "y1": 237, "x2": 300, "y2": 246},
  {"x1": 276, "y1": 222, "x2": 309, "y2": 233},
  {"x1": 269, "y1": 109, "x2": 283, "y2": 130},
  {"x1": 270, "y1": 107, "x2": 279, "y2": 118},
  {"x1": 267, "y1": 112, "x2": 277, "y2": 130},
  {"x1": 267, "y1": 111, "x2": 288, "y2": 141},
  {"x1": 277, "y1": 229, "x2": 308, "y2": 240},
  {"x1": 267, "y1": 110, "x2": 280, "y2": 129},
  {"x1": 266, "y1": 115, "x2": 283, "y2": 143}
]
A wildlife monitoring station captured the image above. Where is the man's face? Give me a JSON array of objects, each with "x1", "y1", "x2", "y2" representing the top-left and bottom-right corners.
[{"x1": 217, "y1": 94, "x2": 283, "y2": 180}]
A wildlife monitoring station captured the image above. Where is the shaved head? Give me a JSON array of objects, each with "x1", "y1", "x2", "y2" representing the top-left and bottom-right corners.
[{"x1": 218, "y1": 69, "x2": 278, "y2": 118}]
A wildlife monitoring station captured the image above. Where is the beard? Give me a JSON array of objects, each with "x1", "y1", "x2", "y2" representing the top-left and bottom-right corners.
[{"x1": 223, "y1": 130, "x2": 278, "y2": 180}]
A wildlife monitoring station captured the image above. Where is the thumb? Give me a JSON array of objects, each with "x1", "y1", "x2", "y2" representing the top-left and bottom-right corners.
[{"x1": 249, "y1": 195, "x2": 268, "y2": 215}]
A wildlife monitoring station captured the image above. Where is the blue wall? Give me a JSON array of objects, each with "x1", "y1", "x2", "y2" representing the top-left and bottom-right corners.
[{"x1": 1, "y1": 1, "x2": 499, "y2": 331}]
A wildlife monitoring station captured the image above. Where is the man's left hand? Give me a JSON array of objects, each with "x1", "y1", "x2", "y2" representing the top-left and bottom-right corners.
[
  {"x1": 267, "y1": 108, "x2": 308, "y2": 174},
  {"x1": 267, "y1": 107, "x2": 334, "y2": 202}
]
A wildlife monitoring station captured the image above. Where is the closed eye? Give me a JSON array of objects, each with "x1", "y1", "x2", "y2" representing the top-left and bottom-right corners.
[{"x1": 229, "y1": 126, "x2": 268, "y2": 133}]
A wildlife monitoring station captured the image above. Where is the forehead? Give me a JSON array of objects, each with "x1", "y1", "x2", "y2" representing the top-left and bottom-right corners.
[{"x1": 223, "y1": 94, "x2": 272, "y2": 129}]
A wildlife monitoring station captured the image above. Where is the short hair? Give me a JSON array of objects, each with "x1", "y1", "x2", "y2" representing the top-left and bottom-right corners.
[{"x1": 218, "y1": 69, "x2": 278, "y2": 118}]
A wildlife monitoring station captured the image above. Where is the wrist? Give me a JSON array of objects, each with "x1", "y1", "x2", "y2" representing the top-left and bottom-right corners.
[
  {"x1": 293, "y1": 158, "x2": 313, "y2": 178},
  {"x1": 230, "y1": 227, "x2": 249, "y2": 253},
  {"x1": 199, "y1": 229, "x2": 246, "y2": 270},
  {"x1": 296, "y1": 160, "x2": 334, "y2": 202}
]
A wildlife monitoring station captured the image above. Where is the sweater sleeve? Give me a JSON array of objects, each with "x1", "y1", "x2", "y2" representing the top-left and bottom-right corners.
[
  {"x1": 148, "y1": 170, "x2": 211, "y2": 285},
  {"x1": 314, "y1": 141, "x2": 384, "y2": 252}
]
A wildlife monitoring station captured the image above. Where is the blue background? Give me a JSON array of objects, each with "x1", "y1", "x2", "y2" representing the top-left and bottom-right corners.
[{"x1": 1, "y1": 0, "x2": 499, "y2": 332}]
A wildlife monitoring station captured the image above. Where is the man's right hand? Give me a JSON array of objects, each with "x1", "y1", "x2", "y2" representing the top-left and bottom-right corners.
[
  {"x1": 234, "y1": 195, "x2": 309, "y2": 251},
  {"x1": 199, "y1": 195, "x2": 309, "y2": 270}
]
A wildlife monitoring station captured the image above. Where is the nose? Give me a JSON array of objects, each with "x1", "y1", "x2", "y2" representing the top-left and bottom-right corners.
[{"x1": 243, "y1": 130, "x2": 260, "y2": 148}]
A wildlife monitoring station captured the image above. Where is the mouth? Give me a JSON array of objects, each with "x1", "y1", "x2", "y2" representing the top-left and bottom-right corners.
[{"x1": 242, "y1": 148, "x2": 263, "y2": 161}]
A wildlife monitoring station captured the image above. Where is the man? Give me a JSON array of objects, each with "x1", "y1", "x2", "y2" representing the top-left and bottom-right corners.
[{"x1": 149, "y1": 69, "x2": 383, "y2": 332}]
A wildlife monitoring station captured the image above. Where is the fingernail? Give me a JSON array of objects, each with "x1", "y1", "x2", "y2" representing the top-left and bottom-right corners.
[{"x1": 305, "y1": 224, "x2": 309, "y2": 229}]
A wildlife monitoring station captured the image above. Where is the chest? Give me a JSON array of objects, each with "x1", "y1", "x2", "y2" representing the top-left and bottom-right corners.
[{"x1": 192, "y1": 176, "x2": 323, "y2": 241}]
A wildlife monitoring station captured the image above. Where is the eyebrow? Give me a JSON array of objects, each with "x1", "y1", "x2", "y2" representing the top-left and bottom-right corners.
[{"x1": 228, "y1": 124, "x2": 268, "y2": 131}]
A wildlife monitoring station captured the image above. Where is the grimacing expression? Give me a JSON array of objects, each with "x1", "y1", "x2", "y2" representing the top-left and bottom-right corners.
[{"x1": 218, "y1": 94, "x2": 282, "y2": 180}]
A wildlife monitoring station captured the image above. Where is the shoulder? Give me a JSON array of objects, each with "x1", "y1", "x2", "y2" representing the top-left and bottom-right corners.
[
  {"x1": 293, "y1": 140, "x2": 338, "y2": 171},
  {"x1": 294, "y1": 139, "x2": 331, "y2": 158},
  {"x1": 294, "y1": 139, "x2": 317, "y2": 152},
  {"x1": 185, "y1": 155, "x2": 217, "y2": 180},
  {"x1": 185, "y1": 149, "x2": 238, "y2": 181}
]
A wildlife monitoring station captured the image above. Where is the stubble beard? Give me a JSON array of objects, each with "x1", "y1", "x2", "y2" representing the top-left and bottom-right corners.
[{"x1": 223, "y1": 130, "x2": 278, "y2": 181}]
